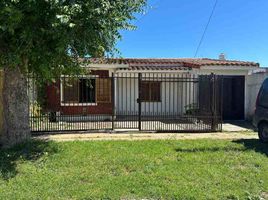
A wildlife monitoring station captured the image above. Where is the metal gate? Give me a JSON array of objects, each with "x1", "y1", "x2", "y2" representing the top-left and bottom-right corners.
[{"x1": 28, "y1": 73, "x2": 222, "y2": 133}]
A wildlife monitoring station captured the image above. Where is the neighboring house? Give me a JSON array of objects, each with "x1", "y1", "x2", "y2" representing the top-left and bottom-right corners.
[{"x1": 45, "y1": 56, "x2": 262, "y2": 121}]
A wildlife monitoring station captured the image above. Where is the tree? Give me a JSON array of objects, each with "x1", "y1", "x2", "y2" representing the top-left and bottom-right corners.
[{"x1": 0, "y1": 0, "x2": 146, "y2": 147}]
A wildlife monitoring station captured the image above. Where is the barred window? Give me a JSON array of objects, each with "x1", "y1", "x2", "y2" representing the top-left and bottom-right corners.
[
  {"x1": 140, "y1": 81, "x2": 161, "y2": 102},
  {"x1": 96, "y1": 78, "x2": 111, "y2": 103},
  {"x1": 62, "y1": 77, "x2": 111, "y2": 104}
]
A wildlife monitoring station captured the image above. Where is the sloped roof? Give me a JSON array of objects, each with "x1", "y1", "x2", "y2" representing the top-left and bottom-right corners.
[
  {"x1": 84, "y1": 58, "x2": 259, "y2": 70},
  {"x1": 177, "y1": 58, "x2": 259, "y2": 67}
]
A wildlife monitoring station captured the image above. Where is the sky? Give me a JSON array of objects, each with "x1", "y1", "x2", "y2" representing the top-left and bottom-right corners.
[{"x1": 116, "y1": 0, "x2": 268, "y2": 67}]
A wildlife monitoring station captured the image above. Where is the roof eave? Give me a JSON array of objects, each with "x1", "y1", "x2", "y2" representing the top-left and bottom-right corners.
[
  {"x1": 200, "y1": 65, "x2": 259, "y2": 70},
  {"x1": 81, "y1": 63, "x2": 129, "y2": 69}
]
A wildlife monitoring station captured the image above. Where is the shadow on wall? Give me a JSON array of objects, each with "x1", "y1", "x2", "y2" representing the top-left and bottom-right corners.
[
  {"x1": 0, "y1": 140, "x2": 59, "y2": 180},
  {"x1": 175, "y1": 139, "x2": 267, "y2": 157}
]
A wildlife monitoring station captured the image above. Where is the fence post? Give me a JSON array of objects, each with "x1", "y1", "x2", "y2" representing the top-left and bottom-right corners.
[
  {"x1": 220, "y1": 76, "x2": 224, "y2": 131},
  {"x1": 211, "y1": 73, "x2": 217, "y2": 132},
  {"x1": 138, "y1": 73, "x2": 142, "y2": 131},
  {"x1": 111, "y1": 73, "x2": 115, "y2": 131}
]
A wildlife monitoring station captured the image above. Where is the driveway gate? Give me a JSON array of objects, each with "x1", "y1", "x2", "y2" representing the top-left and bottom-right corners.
[{"x1": 28, "y1": 73, "x2": 222, "y2": 133}]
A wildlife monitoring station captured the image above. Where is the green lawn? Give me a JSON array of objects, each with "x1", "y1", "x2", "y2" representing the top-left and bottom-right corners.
[{"x1": 0, "y1": 139, "x2": 268, "y2": 200}]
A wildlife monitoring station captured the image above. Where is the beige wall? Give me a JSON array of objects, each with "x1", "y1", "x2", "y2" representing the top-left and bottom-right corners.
[
  {"x1": 246, "y1": 72, "x2": 268, "y2": 120},
  {"x1": 0, "y1": 70, "x2": 3, "y2": 136}
]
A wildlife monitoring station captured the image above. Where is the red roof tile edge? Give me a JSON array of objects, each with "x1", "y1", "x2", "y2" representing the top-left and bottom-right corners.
[{"x1": 80, "y1": 58, "x2": 259, "y2": 69}]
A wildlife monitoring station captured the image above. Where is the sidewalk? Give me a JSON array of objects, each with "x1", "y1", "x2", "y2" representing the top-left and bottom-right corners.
[{"x1": 34, "y1": 131, "x2": 258, "y2": 142}]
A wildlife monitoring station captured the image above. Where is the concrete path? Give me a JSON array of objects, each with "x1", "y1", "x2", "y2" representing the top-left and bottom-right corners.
[
  {"x1": 222, "y1": 121, "x2": 255, "y2": 132},
  {"x1": 222, "y1": 123, "x2": 251, "y2": 132},
  {"x1": 34, "y1": 131, "x2": 258, "y2": 142}
]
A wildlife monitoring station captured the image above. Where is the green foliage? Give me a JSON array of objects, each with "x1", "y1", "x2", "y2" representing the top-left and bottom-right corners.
[
  {"x1": 29, "y1": 101, "x2": 42, "y2": 118},
  {"x1": 0, "y1": 0, "x2": 146, "y2": 80},
  {"x1": 185, "y1": 103, "x2": 199, "y2": 115}
]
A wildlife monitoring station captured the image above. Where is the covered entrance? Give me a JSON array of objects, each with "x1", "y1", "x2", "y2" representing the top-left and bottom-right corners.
[{"x1": 222, "y1": 76, "x2": 245, "y2": 120}]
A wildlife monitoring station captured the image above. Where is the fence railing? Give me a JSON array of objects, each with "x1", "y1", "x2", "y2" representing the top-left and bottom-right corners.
[{"x1": 28, "y1": 73, "x2": 223, "y2": 133}]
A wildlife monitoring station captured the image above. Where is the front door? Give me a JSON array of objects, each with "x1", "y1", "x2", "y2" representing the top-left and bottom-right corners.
[{"x1": 222, "y1": 76, "x2": 245, "y2": 120}]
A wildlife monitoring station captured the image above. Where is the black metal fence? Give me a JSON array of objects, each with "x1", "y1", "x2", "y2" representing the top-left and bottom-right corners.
[{"x1": 28, "y1": 73, "x2": 223, "y2": 133}]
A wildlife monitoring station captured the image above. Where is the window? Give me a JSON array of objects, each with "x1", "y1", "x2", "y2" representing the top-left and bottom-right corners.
[
  {"x1": 96, "y1": 78, "x2": 112, "y2": 103},
  {"x1": 62, "y1": 78, "x2": 79, "y2": 103},
  {"x1": 140, "y1": 81, "x2": 161, "y2": 102},
  {"x1": 62, "y1": 77, "x2": 96, "y2": 105},
  {"x1": 259, "y1": 78, "x2": 268, "y2": 108},
  {"x1": 79, "y1": 79, "x2": 96, "y2": 103},
  {"x1": 61, "y1": 76, "x2": 112, "y2": 105}
]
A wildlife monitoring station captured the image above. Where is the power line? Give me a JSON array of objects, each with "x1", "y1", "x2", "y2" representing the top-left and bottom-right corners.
[{"x1": 194, "y1": 0, "x2": 219, "y2": 57}]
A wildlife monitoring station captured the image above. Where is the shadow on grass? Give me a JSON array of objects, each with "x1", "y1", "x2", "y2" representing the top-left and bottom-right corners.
[
  {"x1": 175, "y1": 146, "x2": 245, "y2": 153},
  {"x1": 175, "y1": 139, "x2": 268, "y2": 157},
  {"x1": 233, "y1": 139, "x2": 268, "y2": 157},
  {"x1": 0, "y1": 140, "x2": 58, "y2": 180}
]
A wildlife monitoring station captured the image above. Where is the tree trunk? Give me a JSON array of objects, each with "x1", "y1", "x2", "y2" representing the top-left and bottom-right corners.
[{"x1": 0, "y1": 67, "x2": 30, "y2": 148}]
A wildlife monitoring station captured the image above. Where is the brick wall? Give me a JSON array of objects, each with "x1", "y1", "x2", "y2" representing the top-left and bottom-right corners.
[{"x1": 45, "y1": 70, "x2": 113, "y2": 115}]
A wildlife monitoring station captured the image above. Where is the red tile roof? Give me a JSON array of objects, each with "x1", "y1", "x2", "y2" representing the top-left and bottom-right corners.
[
  {"x1": 177, "y1": 58, "x2": 259, "y2": 67},
  {"x1": 84, "y1": 58, "x2": 259, "y2": 70}
]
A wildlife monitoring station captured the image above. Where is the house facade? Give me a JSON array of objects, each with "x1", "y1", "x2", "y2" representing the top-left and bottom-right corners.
[{"x1": 44, "y1": 57, "x2": 261, "y2": 121}]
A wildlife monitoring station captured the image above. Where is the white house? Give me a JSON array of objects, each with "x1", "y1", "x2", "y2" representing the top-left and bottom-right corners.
[{"x1": 79, "y1": 56, "x2": 261, "y2": 121}]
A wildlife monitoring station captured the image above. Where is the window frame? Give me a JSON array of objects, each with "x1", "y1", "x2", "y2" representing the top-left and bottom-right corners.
[
  {"x1": 140, "y1": 80, "x2": 161, "y2": 102},
  {"x1": 60, "y1": 75, "x2": 98, "y2": 106}
]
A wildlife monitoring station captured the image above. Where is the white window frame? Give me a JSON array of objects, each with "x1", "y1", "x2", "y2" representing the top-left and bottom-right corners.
[{"x1": 60, "y1": 75, "x2": 99, "y2": 106}]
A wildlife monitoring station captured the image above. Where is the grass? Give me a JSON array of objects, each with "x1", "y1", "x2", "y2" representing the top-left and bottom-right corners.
[{"x1": 0, "y1": 139, "x2": 268, "y2": 199}]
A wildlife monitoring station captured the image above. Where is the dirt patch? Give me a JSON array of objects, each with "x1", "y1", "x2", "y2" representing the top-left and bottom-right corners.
[{"x1": 34, "y1": 131, "x2": 258, "y2": 142}]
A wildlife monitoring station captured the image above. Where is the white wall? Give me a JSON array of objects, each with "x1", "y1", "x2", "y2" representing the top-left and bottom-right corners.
[
  {"x1": 193, "y1": 68, "x2": 249, "y2": 76},
  {"x1": 114, "y1": 67, "x2": 266, "y2": 120},
  {"x1": 115, "y1": 72, "x2": 198, "y2": 116},
  {"x1": 246, "y1": 72, "x2": 268, "y2": 120}
]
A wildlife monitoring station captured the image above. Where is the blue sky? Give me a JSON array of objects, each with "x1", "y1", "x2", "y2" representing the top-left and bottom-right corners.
[{"x1": 116, "y1": 0, "x2": 268, "y2": 67}]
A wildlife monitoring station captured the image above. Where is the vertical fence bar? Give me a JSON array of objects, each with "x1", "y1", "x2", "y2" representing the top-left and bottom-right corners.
[
  {"x1": 111, "y1": 73, "x2": 115, "y2": 130},
  {"x1": 138, "y1": 73, "x2": 142, "y2": 131},
  {"x1": 220, "y1": 75, "x2": 224, "y2": 131},
  {"x1": 211, "y1": 73, "x2": 217, "y2": 132}
]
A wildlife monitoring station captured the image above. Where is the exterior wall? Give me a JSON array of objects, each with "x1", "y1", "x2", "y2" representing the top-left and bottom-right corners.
[
  {"x1": 44, "y1": 65, "x2": 264, "y2": 120},
  {"x1": 195, "y1": 69, "x2": 249, "y2": 76},
  {"x1": 45, "y1": 70, "x2": 113, "y2": 115},
  {"x1": 115, "y1": 72, "x2": 198, "y2": 116},
  {"x1": 245, "y1": 72, "x2": 268, "y2": 120}
]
